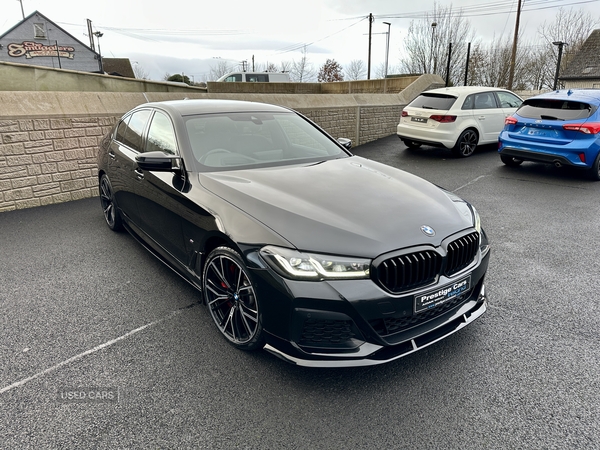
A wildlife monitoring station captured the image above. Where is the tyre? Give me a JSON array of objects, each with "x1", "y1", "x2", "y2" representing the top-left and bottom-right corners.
[
  {"x1": 588, "y1": 152, "x2": 600, "y2": 181},
  {"x1": 452, "y1": 129, "x2": 478, "y2": 157},
  {"x1": 403, "y1": 140, "x2": 422, "y2": 149},
  {"x1": 203, "y1": 246, "x2": 265, "y2": 350},
  {"x1": 500, "y1": 154, "x2": 524, "y2": 167},
  {"x1": 99, "y1": 174, "x2": 123, "y2": 231}
]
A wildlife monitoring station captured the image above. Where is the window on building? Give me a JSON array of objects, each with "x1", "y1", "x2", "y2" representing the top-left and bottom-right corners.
[{"x1": 33, "y1": 23, "x2": 47, "y2": 39}]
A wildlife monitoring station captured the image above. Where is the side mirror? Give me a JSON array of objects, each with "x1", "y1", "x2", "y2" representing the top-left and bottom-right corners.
[
  {"x1": 337, "y1": 138, "x2": 352, "y2": 150},
  {"x1": 136, "y1": 151, "x2": 181, "y2": 172}
]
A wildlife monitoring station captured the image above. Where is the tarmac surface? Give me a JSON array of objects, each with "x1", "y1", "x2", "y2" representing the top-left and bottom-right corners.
[{"x1": 1, "y1": 136, "x2": 599, "y2": 449}]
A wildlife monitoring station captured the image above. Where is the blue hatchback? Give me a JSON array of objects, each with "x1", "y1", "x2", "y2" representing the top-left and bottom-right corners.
[{"x1": 498, "y1": 89, "x2": 600, "y2": 180}]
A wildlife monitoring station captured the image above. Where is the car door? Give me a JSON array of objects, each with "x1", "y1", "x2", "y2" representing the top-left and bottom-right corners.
[
  {"x1": 107, "y1": 110, "x2": 151, "y2": 226},
  {"x1": 472, "y1": 92, "x2": 506, "y2": 143},
  {"x1": 134, "y1": 110, "x2": 189, "y2": 266}
]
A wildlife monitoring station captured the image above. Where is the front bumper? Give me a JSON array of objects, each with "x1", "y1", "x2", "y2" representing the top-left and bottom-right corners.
[
  {"x1": 264, "y1": 284, "x2": 487, "y2": 367},
  {"x1": 253, "y1": 241, "x2": 490, "y2": 368}
]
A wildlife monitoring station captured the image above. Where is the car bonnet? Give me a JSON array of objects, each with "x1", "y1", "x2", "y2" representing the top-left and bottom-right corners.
[{"x1": 198, "y1": 156, "x2": 475, "y2": 258}]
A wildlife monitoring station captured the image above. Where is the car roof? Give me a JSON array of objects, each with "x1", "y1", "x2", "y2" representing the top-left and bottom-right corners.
[
  {"x1": 527, "y1": 89, "x2": 600, "y2": 104},
  {"x1": 423, "y1": 86, "x2": 513, "y2": 97},
  {"x1": 138, "y1": 99, "x2": 292, "y2": 116}
]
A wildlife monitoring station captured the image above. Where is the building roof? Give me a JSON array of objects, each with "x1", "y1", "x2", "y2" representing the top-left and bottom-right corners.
[
  {"x1": 0, "y1": 10, "x2": 98, "y2": 58},
  {"x1": 102, "y1": 58, "x2": 135, "y2": 78},
  {"x1": 561, "y1": 29, "x2": 600, "y2": 80}
]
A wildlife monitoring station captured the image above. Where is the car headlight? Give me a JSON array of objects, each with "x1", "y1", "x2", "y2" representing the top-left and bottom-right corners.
[
  {"x1": 472, "y1": 205, "x2": 482, "y2": 234},
  {"x1": 260, "y1": 246, "x2": 371, "y2": 280}
]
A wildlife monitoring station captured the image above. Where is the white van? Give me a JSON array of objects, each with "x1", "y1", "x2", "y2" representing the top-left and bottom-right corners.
[{"x1": 217, "y1": 72, "x2": 290, "y2": 82}]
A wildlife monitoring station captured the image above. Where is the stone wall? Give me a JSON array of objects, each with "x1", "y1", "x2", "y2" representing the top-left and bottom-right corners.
[{"x1": 0, "y1": 115, "x2": 117, "y2": 212}]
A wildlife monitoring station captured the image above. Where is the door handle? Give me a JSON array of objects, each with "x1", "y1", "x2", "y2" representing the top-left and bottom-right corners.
[
  {"x1": 108, "y1": 151, "x2": 116, "y2": 160},
  {"x1": 134, "y1": 168, "x2": 144, "y2": 180}
]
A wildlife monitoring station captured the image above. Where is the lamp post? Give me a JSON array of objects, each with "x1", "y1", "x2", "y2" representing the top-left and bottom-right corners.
[
  {"x1": 383, "y1": 22, "x2": 391, "y2": 79},
  {"x1": 93, "y1": 31, "x2": 104, "y2": 73},
  {"x1": 552, "y1": 41, "x2": 567, "y2": 90},
  {"x1": 430, "y1": 22, "x2": 437, "y2": 74}
]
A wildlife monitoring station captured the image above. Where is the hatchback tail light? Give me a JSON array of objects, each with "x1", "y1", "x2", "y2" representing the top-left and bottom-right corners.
[
  {"x1": 401, "y1": 110, "x2": 408, "y2": 117},
  {"x1": 505, "y1": 116, "x2": 518, "y2": 125},
  {"x1": 429, "y1": 115, "x2": 457, "y2": 123},
  {"x1": 562, "y1": 123, "x2": 600, "y2": 135}
]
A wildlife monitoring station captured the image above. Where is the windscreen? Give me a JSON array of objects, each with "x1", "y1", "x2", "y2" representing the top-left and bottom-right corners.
[
  {"x1": 185, "y1": 112, "x2": 347, "y2": 170},
  {"x1": 517, "y1": 98, "x2": 596, "y2": 121},
  {"x1": 408, "y1": 93, "x2": 457, "y2": 110}
]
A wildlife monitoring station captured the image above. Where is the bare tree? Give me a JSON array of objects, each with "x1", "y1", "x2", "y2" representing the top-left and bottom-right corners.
[
  {"x1": 399, "y1": 1, "x2": 475, "y2": 85},
  {"x1": 209, "y1": 60, "x2": 234, "y2": 81},
  {"x1": 290, "y1": 46, "x2": 316, "y2": 82},
  {"x1": 373, "y1": 62, "x2": 400, "y2": 79},
  {"x1": 345, "y1": 60, "x2": 366, "y2": 80},
  {"x1": 265, "y1": 62, "x2": 278, "y2": 72},
  {"x1": 462, "y1": 34, "x2": 538, "y2": 89},
  {"x1": 537, "y1": 7, "x2": 599, "y2": 89},
  {"x1": 279, "y1": 60, "x2": 293, "y2": 74},
  {"x1": 132, "y1": 63, "x2": 150, "y2": 80}
]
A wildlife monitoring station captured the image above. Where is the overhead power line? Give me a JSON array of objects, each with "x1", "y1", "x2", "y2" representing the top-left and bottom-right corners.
[{"x1": 343, "y1": 0, "x2": 600, "y2": 20}]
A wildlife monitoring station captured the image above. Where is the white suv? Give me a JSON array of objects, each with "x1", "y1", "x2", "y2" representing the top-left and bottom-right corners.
[{"x1": 397, "y1": 86, "x2": 522, "y2": 157}]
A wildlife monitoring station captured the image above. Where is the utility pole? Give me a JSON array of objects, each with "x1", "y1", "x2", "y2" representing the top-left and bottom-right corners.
[
  {"x1": 552, "y1": 41, "x2": 567, "y2": 90},
  {"x1": 464, "y1": 42, "x2": 471, "y2": 86},
  {"x1": 367, "y1": 13, "x2": 373, "y2": 80},
  {"x1": 87, "y1": 19, "x2": 95, "y2": 51},
  {"x1": 507, "y1": 0, "x2": 522, "y2": 90},
  {"x1": 430, "y1": 22, "x2": 437, "y2": 74},
  {"x1": 17, "y1": 0, "x2": 25, "y2": 20},
  {"x1": 445, "y1": 42, "x2": 452, "y2": 87}
]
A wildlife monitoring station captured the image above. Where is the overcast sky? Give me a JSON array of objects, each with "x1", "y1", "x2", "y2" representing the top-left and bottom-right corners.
[{"x1": 2, "y1": 0, "x2": 599, "y2": 81}]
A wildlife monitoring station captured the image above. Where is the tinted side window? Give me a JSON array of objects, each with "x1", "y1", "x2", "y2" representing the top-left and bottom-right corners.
[
  {"x1": 114, "y1": 115, "x2": 131, "y2": 143},
  {"x1": 145, "y1": 112, "x2": 177, "y2": 155},
  {"x1": 473, "y1": 92, "x2": 497, "y2": 109},
  {"x1": 517, "y1": 99, "x2": 595, "y2": 121},
  {"x1": 462, "y1": 95, "x2": 475, "y2": 110},
  {"x1": 246, "y1": 74, "x2": 269, "y2": 82},
  {"x1": 408, "y1": 94, "x2": 456, "y2": 110},
  {"x1": 496, "y1": 91, "x2": 522, "y2": 108},
  {"x1": 224, "y1": 74, "x2": 242, "y2": 82},
  {"x1": 122, "y1": 110, "x2": 151, "y2": 151}
]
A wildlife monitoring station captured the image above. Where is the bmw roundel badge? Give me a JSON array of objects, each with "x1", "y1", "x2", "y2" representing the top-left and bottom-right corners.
[{"x1": 421, "y1": 225, "x2": 435, "y2": 237}]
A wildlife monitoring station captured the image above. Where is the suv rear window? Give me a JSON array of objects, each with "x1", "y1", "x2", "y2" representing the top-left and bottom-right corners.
[
  {"x1": 408, "y1": 94, "x2": 456, "y2": 110},
  {"x1": 517, "y1": 99, "x2": 595, "y2": 121}
]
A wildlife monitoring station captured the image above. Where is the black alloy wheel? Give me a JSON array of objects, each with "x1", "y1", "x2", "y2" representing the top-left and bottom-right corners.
[
  {"x1": 452, "y1": 129, "x2": 478, "y2": 157},
  {"x1": 99, "y1": 174, "x2": 123, "y2": 231},
  {"x1": 203, "y1": 247, "x2": 264, "y2": 350},
  {"x1": 500, "y1": 154, "x2": 524, "y2": 167},
  {"x1": 589, "y1": 152, "x2": 600, "y2": 181},
  {"x1": 403, "y1": 140, "x2": 422, "y2": 149}
]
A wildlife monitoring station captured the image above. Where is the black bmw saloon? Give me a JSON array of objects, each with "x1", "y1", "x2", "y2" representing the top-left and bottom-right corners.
[{"x1": 97, "y1": 99, "x2": 490, "y2": 367}]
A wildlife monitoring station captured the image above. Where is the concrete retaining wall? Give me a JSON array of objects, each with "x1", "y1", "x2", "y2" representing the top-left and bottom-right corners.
[
  {"x1": 0, "y1": 61, "x2": 207, "y2": 93},
  {"x1": 0, "y1": 74, "x2": 445, "y2": 212},
  {"x1": 2, "y1": 60, "x2": 534, "y2": 213}
]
